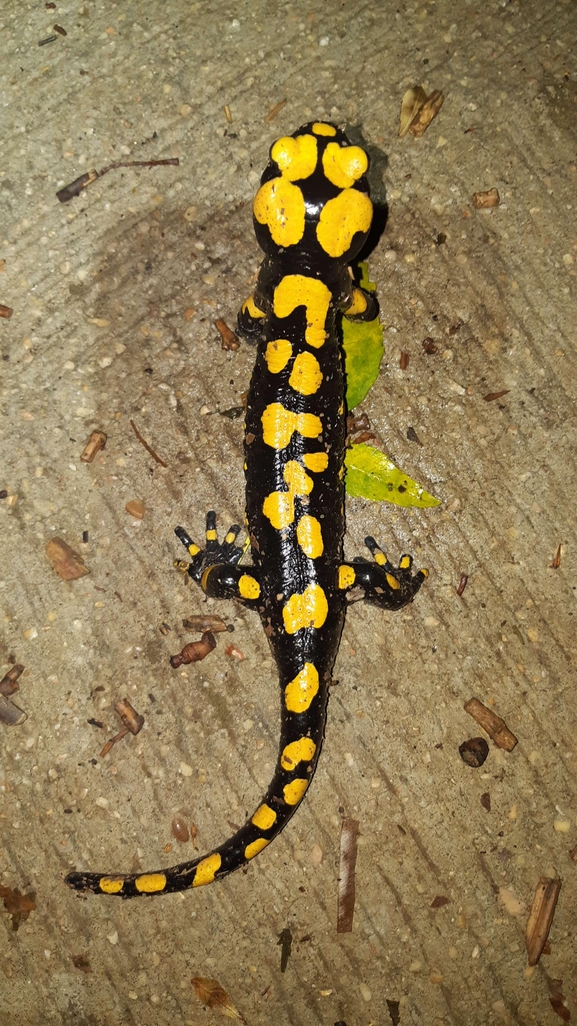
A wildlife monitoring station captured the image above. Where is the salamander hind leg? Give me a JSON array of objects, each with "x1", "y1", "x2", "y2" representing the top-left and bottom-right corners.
[
  {"x1": 338, "y1": 536, "x2": 428, "y2": 610},
  {"x1": 175, "y1": 511, "x2": 261, "y2": 605}
]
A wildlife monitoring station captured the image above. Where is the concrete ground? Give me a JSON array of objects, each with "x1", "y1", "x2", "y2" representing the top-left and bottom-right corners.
[{"x1": 1, "y1": 0, "x2": 576, "y2": 1024}]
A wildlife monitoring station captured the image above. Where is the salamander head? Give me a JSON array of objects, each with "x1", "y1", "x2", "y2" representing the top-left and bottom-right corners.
[{"x1": 253, "y1": 121, "x2": 373, "y2": 267}]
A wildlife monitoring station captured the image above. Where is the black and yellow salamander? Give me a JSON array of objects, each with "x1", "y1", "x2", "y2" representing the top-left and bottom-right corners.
[{"x1": 66, "y1": 121, "x2": 427, "y2": 898}]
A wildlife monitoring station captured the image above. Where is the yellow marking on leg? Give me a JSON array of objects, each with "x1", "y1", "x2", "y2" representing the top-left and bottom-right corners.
[
  {"x1": 338, "y1": 565, "x2": 356, "y2": 590},
  {"x1": 206, "y1": 529, "x2": 217, "y2": 542},
  {"x1": 135, "y1": 873, "x2": 167, "y2": 894},
  {"x1": 263, "y1": 490, "x2": 295, "y2": 529},
  {"x1": 265, "y1": 338, "x2": 292, "y2": 374},
  {"x1": 322, "y1": 142, "x2": 369, "y2": 189},
  {"x1": 312, "y1": 122, "x2": 337, "y2": 136},
  {"x1": 284, "y1": 460, "x2": 313, "y2": 496},
  {"x1": 270, "y1": 133, "x2": 318, "y2": 180},
  {"x1": 192, "y1": 852, "x2": 222, "y2": 887},
  {"x1": 345, "y1": 287, "x2": 368, "y2": 316},
  {"x1": 239, "y1": 573, "x2": 261, "y2": 600},
  {"x1": 99, "y1": 877, "x2": 124, "y2": 894},
  {"x1": 241, "y1": 294, "x2": 266, "y2": 319},
  {"x1": 280, "y1": 737, "x2": 317, "y2": 771},
  {"x1": 254, "y1": 178, "x2": 306, "y2": 247},
  {"x1": 285, "y1": 663, "x2": 320, "y2": 713},
  {"x1": 252, "y1": 804, "x2": 277, "y2": 830},
  {"x1": 296, "y1": 515, "x2": 324, "y2": 559},
  {"x1": 374, "y1": 551, "x2": 387, "y2": 566},
  {"x1": 283, "y1": 779, "x2": 309, "y2": 805},
  {"x1": 245, "y1": 837, "x2": 270, "y2": 860},
  {"x1": 187, "y1": 542, "x2": 200, "y2": 557},
  {"x1": 303, "y1": 451, "x2": 329, "y2": 473},
  {"x1": 386, "y1": 572, "x2": 401, "y2": 591},
  {"x1": 399, "y1": 555, "x2": 411, "y2": 569},
  {"x1": 283, "y1": 584, "x2": 328, "y2": 634},
  {"x1": 224, "y1": 531, "x2": 237, "y2": 544},
  {"x1": 289, "y1": 351, "x2": 323, "y2": 396},
  {"x1": 273, "y1": 275, "x2": 332, "y2": 349},
  {"x1": 317, "y1": 189, "x2": 373, "y2": 258},
  {"x1": 261, "y1": 403, "x2": 322, "y2": 450}
]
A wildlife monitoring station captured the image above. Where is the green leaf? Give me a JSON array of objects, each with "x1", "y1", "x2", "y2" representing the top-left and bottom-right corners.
[
  {"x1": 343, "y1": 262, "x2": 382, "y2": 411},
  {"x1": 345, "y1": 443, "x2": 441, "y2": 508}
]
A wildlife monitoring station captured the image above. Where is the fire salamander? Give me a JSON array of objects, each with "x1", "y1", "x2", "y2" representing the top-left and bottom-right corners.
[{"x1": 66, "y1": 122, "x2": 427, "y2": 898}]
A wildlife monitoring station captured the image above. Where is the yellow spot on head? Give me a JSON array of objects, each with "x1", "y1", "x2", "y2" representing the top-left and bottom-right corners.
[
  {"x1": 296, "y1": 515, "x2": 324, "y2": 559},
  {"x1": 338, "y1": 565, "x2": 356, "y2": 590},
  {"x1": 289, "y1": 351, "x2": 323, "y2": 396},
  {"x1": 245, "y1": 837, "x2": 269, "y2": 860},
  {"x1": 280, "y1": 737, "x2": 317, "y2": 771},
  {"x1": 285, "y1": 663, "x2": 320, "y2": 712},
  {"x1": 312, "y1": 122, "x2": 337, "y2": 136},
  {"x1": 261, "y1": 403, "x2": 322, "y2": 450},
  {"x1": 322, "y1": 142, "x2": 369, "y2": 189},
  {"x1": 273, "y1": 275, "x2": 332, "y2": 349},
  {"x1": 192, "y1": 852, "x2": 222, "y2": 887},
  {"x1": 386, "y1": 572, "x2": 401, "y2": 591},
  {"x1": 284, "y1": 460, "x2": 313, "y2": 496},
  {"x1": 135, "y1": 873, "x2": 167, "y2": 894},
  {"x1": 283, "y1": 779, "x2": 309, "y2": 805},
  {"x1": 263, "y1": 490, "x2": 295, "y2": 529},
  {"x1": 242, "y1": 294, "x2": 265, "y2": 319},
  {"x1": 252, "y1": 804, "x2": 277, "y2": 830},
  {"x1": 283, "y1": 583, "x2": 328, "y2": 634},
  {"x1": 99, "y1": 877, "x2": 124, "y2": 894},
  {"x1": 271, "y1": 133, "x2": 318, "y2": 181},
  {"x1": 254, "y1": 178, "x2": 306, "y2": 247},
  {"x1": 317, "y1": 189, "x2": 373, "y2": 258},
  {"x1": 239, "y1": 573, "x2": 261, "y2": 600},
  {"x1": 303, "y1": 451, "x2": 329, "y2": 473},
  {"x1": 265, "y1": 338, "x2": 292, "y2": 374}
]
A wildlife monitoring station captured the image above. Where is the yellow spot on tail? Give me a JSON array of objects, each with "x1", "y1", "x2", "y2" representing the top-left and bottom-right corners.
[
  {"x1": 322, "y1": 142, "x2": 369, "y2": 189},
  {"x1": 283, "y1": 779, "x2": 309, "y2": 805},
  {"x1": 239, "y1": 574, "x2": 261, "y2": 600},
  {"x1": 312, "y1": 122, "x2": 337, "y2": 136},
  {"x1": 206, "y1": 529, "x2": 217, "y2": 542},
  {"x1": 252, "y1": 804, "x2": 277, "y2": 830},
  {"x1": 254, "y1": 178, "x2": 305, "y2": 247},
  {"x1": 386, "y1": 572, "x2": 401, "y2": 591},
  {"x1": 271, "y1": 133, "x2": 318, "y2": 181},
  {"x1": 242, "y1": 294, "x2": 265, "y2": 318},
  {"x1": 374, "y1": 551, "x2": 386, "y2": 566},
  {"x1": 317, "y1": 189, "x2": 373, "y2": 258},
  {"x1": 296, "y1": 515, "x2": 324, "y2": 559},
  {"x1": 100, "y1": 877, "x2": 124, "y2": 894},
  {"x1": 245, "y1": 837, "x2": 270, "y2": 860},
  {"x1": 261, "y1": 403, "x2": 322, "y2": 450},
  {"x1": 192, "y1": 852, "x2": 222, "y2": 887},
  {"x1": 338, "y1": 565, "x2": 356, "y2": 589},
  {"x1": 285, "y1": 662, "x2": 320, "y2": 713},
  {"x1": 399, "y1": 555, "x2": 411, "y2": 569},
  {"x1": 345, "y1": 287, "x2": 368, "y2": 316},
  {"x1": 283, "y1": 584, "x2": 328, "y2": 634},
  {"x1": 303, "y1": 451, "x2": 329, "y2": 473},
  {"x1": 263, "y1": 490, "x2": 295, "y2": 529},
  {"x1": 280, "y1": 737, "x2": 317, "y2": 771},
  {"x1": 265, "y1": 338, "x2": 292, "y2": 374},
  {"x1": 289, "y1": 351, "x2": 323, "y2": 396},
  {"x1": 284, "y1": 460, "x2": 313, "y2": 496},
  {"x1": 273, "y1": 275, "x2": 332, "y2": 349},
  {"x1": 135, "y1": 873, "x2": 167, "y2": 893}
]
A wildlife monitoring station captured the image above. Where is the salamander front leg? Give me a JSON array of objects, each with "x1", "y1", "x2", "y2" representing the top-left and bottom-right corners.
[
  {"x1": 175, "y1": 511, "x2": 261, "y2": 606},
  {"x1": 337, "y1": 536, "x2": 427, "y2": 611}
]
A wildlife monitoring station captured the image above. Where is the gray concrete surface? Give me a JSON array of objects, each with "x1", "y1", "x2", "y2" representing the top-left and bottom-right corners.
[{"x1": 1, "y1": 0, "x2": 576, "y2": 1024}]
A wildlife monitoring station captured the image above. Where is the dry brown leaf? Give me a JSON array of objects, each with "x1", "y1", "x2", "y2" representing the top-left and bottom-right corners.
[
  {"x1": 45, "y1": 538, "x2": 90, "y2": 581},
  {"x1": 526, "y1": 877, "x2": 561, "y2": 966},
  {"x1": 0, "y1": 885, "x2": 36, "y2": 931},
  {"x1": 472, "y1": 188, "x2": 500, "y2": 209},
  {"x1": 399, "y1": 86, "x2": 427, "y2": 137},
  {"x1": 408, "y1": 89, "x2": 444, "y2": 137},
  {"x1": 191, "y1": 977, "x2": 246, "y2": 1022}
]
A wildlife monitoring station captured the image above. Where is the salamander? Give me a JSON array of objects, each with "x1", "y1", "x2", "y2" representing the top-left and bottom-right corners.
[{"x1": 66, "y1": 121, "x2": 427, "y2": 898}]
